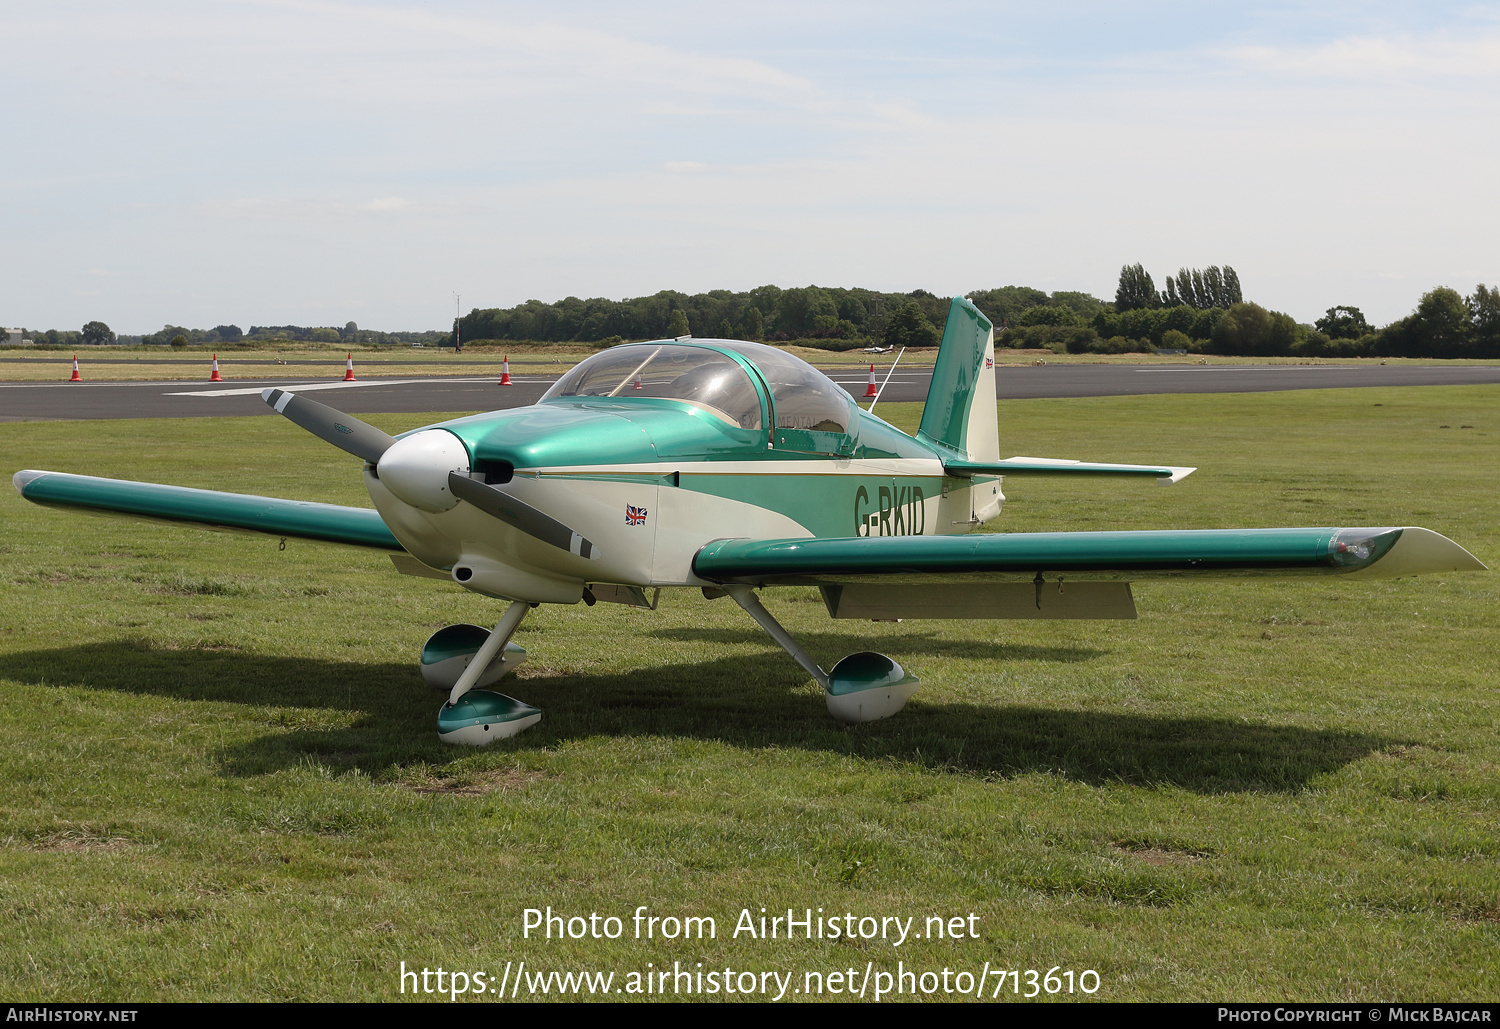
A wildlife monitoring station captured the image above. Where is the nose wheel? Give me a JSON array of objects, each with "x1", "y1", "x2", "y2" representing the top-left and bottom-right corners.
[
  {"x1": 431, "y1": 601, "x2": 540, "y2": 745},
  {"x1": 437, "y1": 690, "x2": 541, "y2": 744}
]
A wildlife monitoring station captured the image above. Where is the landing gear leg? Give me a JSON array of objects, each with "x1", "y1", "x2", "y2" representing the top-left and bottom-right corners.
[
  {"x1": 437, "y1": 601, "x2": 541, "y2": 745},
  {"x1": 725, "y1": 586, "x2": 919, "y2": 723},
  {"x1": 725, "y1": 585, "x2": 827, "y2": 688}
]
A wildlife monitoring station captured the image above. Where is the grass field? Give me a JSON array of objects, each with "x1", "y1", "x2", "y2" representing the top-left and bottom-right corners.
[{"x1": 0, "y1": 387, "x2": 1495, "y2": 1001}]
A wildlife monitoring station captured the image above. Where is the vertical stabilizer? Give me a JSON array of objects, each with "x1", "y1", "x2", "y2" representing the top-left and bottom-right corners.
[{"x1": 917, "y1": 298, "x2": 998, "y2": 462}]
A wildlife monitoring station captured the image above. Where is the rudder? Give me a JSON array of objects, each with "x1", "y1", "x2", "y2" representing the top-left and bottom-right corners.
[{"x1": 916, "y1": 297, "x2": 998, "y2": 462}]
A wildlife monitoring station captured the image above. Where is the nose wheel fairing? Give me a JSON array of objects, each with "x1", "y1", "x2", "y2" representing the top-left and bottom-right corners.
[
  {"x1": 437, "y1": 691, "x2": 542, "y2": 744},
  {"x1": 434, "y1": 601, "x2": 539, "y2": 746}
]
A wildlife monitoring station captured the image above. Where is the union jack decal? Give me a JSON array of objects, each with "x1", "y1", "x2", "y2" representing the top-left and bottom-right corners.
[
  {"x1": 626, "y1": 504, "x2": 648, "y2": 525},
  {"x1": 984, "y1": 356, "x2": 994, "y2": 369}
]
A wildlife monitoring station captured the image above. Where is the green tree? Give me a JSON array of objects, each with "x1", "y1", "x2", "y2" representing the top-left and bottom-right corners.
[
  {"x1": 1409, "y1": 287, "x2": 1474, "y2": 356},
  {"x1": 881, "y1": 299, "x2": 940, "y2": 348},
  {"x1": 169, "y1": 334, "x2": 189, "y2": 348},
  {"x1": 666, "y1": 309, "x2": 690, "y2": 338},
  {"x1": 1211, "y1": 302, "x2": 1297, "y2": 356},
  {"x1": 1314, "y1": 306, "x2": 1372, "y2": 340},
  {"x1": 777, "y1": 286, "x2": 838, "y2": 336},
  {"x1": 742, "y1": 306, "x2": 763, "y2": 341},
  {"x1": 718, "y1": 319, "x2": 735, "y2": 339},
  {"x1": 212, "y1": 324, "x2": 243, "y2": 342},
  {"x1": 1115, "y1": 263, "x2": 1159, "y2": 311},
  {"x1": 965, "y1": 286, "x2": 1048, "y2": 327},
  {"x1": 1163, "y1": 266, "x2": 1242, "y2": 309},
  {"x1": 1466, "y1": 285, "x2": 1500, "y2": 357},
  {"x1": 80, "y1": 320, "x2": 114, "y2": 346},
  {"x1": 1047, "y1": 291, "x2": 1107, "y2": 318},
  {"x1": 1223, "y1": 266, "x2": 1243, "y2": 306},
  {"x1": 837, "y1": 295, "x2": 867, "y2": 323},
  {"x1": 1017, "y1": 305, "x2": 1082, "y2": 327}
]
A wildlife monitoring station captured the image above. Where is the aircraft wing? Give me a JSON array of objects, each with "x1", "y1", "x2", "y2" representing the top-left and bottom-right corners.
[
  {"x1": 12, "y1": 470, "x2": 402, "y2": 550},
  {"x1": 694, "y1": 527, "x2": 1485, "y2": 586}
]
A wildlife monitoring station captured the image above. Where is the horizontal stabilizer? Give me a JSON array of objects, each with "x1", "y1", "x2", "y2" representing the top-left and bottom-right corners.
[
  {"x1": 945, "y1": 456, "x2": 1196, "y2": 485},
  {"x1": 694, "y1": 526, "x2": 1484, "y2": 586},
  {"x1": 13, "y1": 470, "x2": 402, "y2": 550}
]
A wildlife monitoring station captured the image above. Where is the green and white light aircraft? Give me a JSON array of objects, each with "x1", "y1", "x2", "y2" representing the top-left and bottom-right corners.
[{"x1": 13, "y1": 298, "x2": 1486, "y2": 744}]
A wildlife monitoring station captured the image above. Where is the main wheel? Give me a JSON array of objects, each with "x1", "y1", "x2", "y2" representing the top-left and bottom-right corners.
[{"x1": 824, "y1": 652, "x2": 919, "y2": 723}]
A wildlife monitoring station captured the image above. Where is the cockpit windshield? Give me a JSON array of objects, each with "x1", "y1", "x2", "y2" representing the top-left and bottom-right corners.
[
  {"x1": 718, "y1": 342, "x2": 851, "y2": 434},
  {"x1": 540, "y1": 345, "x2": 763, "y2": 430}
]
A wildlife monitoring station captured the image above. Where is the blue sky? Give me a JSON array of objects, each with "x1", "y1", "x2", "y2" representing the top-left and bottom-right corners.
[{"x1": 3, "y1": 1, "x2": 1497, "y2": 332}]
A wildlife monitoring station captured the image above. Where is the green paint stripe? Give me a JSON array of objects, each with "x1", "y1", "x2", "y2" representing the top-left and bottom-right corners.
[{"x1": 682, "y1": 474, "x2": 947, "y2": 538}]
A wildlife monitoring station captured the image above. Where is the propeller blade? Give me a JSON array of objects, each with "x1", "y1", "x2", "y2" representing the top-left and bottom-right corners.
[
  {"x1": 447, "y1": 472, "x2": 601, "y2": 560},
  {"x1": 261, "y1": 388, "x2": 397, "y2": 464}
]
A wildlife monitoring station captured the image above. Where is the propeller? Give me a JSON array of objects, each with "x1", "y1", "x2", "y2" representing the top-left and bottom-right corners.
[
  {"x1": 448, "y1": 472, "x2": 601, "y2": 560},
  {"x1": 262, "y1": 387, "x2": 599, "y2": 559},
  {"x1": 261, "y1": 388, "x2": 396, "y2": 464}
]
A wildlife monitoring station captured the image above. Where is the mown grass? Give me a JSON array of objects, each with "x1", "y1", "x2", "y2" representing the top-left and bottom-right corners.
[{"x1": 0, "y1": 387, "x2": 1495, "y2": 1001}]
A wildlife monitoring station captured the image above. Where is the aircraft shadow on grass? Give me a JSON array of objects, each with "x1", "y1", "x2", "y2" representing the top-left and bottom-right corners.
[
  {"x1": 0, "y1": 639, "x2": 1395, "y2": 794},
  {"x1": 644, "y1": 626, "x2": 1104, "y2": 662}
]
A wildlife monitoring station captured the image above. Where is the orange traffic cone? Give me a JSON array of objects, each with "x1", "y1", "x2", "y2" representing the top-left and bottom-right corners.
[
  {"x1": 863, "y1": 364, "x2": 878, "y2": 398},
  {"x1": 342, "y1": 352, "x2": 356, "y2": 381},
  {"x1": 633, "y1": 374, "x2": 643, "y2": 390},
  {"x1": 210, "y1": 354, "x2": 223, "y2": 381},
  {"x1": 69, "y1": 354, "x2": 81, "y2": 381},
  {"x1": 500, "y1": 355, "x2": 512, "y2": 386}
]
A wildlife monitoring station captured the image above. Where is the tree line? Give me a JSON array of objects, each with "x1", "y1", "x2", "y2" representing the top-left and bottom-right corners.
[
  {"x1": 3, "y1": 321, "x2": 448, "y2": 347},
  {"x1": 451, "y1": 284, "x2": 1117, "y2": 351},
  {"x1": 447, "y1": 271, "x2": 1499, "y2": 360},
  {"x1": 8, "y1": 271, "x2": 1498, "y2": 359},
  {"x1": 1079, "y1": 263, "x2": 1499, "y2": 358}
]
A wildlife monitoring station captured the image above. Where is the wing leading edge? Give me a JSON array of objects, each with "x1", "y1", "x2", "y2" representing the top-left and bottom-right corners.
[
  {"x1": 694, "y1": 527, "x2": 1485, "y2": 586},
  {"x1": 13, "y1": 470, "x2": 402, "y2": 550}
]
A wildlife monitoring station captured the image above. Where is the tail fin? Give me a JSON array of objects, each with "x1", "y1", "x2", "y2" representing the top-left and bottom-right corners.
[{"x1": 916, "y1": 297, "x2": 999, "y2": 462}]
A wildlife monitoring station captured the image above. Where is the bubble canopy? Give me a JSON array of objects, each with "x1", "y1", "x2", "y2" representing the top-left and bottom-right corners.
[{"x1": 540, "y1": 341, "x2": 852, "y2": 435}]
